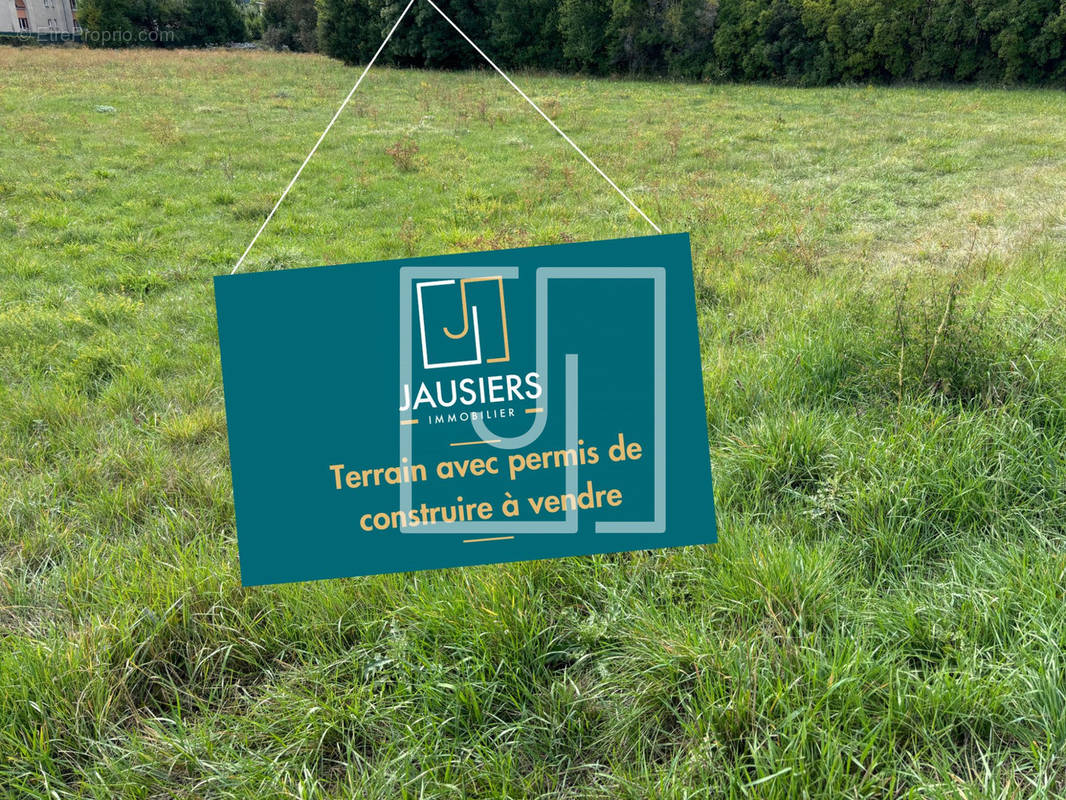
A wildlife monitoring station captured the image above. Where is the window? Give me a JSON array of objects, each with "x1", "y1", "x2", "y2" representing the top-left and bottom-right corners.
[
  {"x1": 70, "y1": 0, "x2": 76, "y2": 9},
  {"x1": 14, "y1": 0, "x2": 30, "y2": 30}
]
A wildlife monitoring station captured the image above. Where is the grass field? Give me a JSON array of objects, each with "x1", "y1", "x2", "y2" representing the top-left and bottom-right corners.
[{"x1": 2, "y1": 46, "x2": 1066, "y2": 798}]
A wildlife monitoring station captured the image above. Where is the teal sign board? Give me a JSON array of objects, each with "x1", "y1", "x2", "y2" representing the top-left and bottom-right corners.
[{"x1": 214, "y1": 233, "x2": 716, "y2": 586}]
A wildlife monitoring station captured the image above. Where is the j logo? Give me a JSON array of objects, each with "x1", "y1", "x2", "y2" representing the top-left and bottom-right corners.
[{"x1": 416, "y1": 277, "x2": 510, "y2": 370}]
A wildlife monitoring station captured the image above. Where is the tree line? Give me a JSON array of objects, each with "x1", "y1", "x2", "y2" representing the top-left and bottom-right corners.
[
  {"x1": 81, "y1": 0, "x2": 1066, "y2": 85},
  {"x1": 80, "y1": 0, "x2": 250, "y2": 47}
]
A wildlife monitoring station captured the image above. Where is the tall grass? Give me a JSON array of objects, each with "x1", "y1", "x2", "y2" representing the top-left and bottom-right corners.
[{"x1": 1, "y1": 48, "x2": 1065, "y2": 798}]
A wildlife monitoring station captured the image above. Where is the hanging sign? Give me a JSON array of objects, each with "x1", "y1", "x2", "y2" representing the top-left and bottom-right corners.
[{"x1": 214, "y1": 233, "x2": 716, "y2": 585}]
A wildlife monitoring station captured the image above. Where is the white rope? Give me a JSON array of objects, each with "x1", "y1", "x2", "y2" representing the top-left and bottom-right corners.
[
  {"x1": 231, "y1": 0, "x2": 662, "y2": 274},
  {"x1": 231, "y1": 0, "x2": 417, "y2": 274}
]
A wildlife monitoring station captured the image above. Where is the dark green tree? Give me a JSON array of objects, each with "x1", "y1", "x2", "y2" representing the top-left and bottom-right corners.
[
  {"x1": 491, "y1": 0, "x2": 563, "y2": 69},
  {"x1": 386, "y1": 0, "x2": 497, "y2": 69},
  {"x1": 80, "y1": 0, "x2": 176, "y2": 46},
  {"x1": 264, "y1": 0, "x2": 318, "y2": 50},
  {"x1": 180, "y1": 0, "x2": 245, "y2": 44},
  {"x1": 977, "y1": 0, "x2": 1066, "y2": 82},
  {"x1": 317, "y1": 0, "x2": 380, "y2": 63},
  {"x1": 558, "y1": 0, "x2": 612, "y2": 73}
]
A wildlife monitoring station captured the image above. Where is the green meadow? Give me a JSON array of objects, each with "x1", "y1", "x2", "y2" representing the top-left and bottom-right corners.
[{"x1": 2, "y1": 47, "x2": 1066, "y2": 798}]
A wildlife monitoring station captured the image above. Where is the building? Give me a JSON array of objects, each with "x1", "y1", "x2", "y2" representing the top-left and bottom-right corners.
[{"x1": 0, "y1": 0, "x2": 80, "y2": 36}]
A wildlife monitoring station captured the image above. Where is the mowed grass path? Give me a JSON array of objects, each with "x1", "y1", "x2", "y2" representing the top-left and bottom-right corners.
[{"x1": 2, "y1": 48, "x2": 1066, "y2": 798}]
